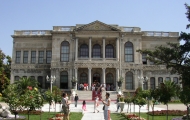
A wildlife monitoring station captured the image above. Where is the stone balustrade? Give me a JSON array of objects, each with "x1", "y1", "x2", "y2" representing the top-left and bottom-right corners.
[
  {"x1": 53, "y1": 26, "x2": 74, "y2": 31},
  {"x1": 143, "y1": 31, "x2": 179, "y2": 37},
  {"x1": 13, "y1": 30, "x2": 51, "y2": 35}
]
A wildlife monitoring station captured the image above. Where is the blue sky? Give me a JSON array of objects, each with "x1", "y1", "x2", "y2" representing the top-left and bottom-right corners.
[{"x1": 0, "y1": 0, "x2": 189, "y2": 56}]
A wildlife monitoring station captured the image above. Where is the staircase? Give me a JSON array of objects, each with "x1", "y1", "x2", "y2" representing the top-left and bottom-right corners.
[{"x1": 75, "y1": 90, "x2": 117, "y2": 101}]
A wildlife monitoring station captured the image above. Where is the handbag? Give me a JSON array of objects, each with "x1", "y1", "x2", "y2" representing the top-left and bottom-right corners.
[{"x1": 102, "y1": 105, "x2": 105, "y2": 110}]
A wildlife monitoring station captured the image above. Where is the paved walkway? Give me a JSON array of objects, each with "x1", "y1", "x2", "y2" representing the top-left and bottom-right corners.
[{"x1": 0, "y1": 102, "x2": 187, "y2": 120}]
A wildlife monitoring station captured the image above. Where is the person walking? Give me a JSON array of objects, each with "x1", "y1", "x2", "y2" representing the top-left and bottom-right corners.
[
  {"x1": 82, "y1": 100, "x2": 87, "y2": 111},
  {"x1": 115, "y1": 94, "x2": 121, "y2": 112},
  {"x1": 93, "y1": 96, "x2": 99, "y2": 113},
  {"x1": 102, "y1": 92, "x2": 111, "y2": 120},
  {"x1": 74, "y1": 94, "x2": 79, "y2": 107},
  {"x1": 62, "y1": 92, "x2": 70, "y2": 120}
]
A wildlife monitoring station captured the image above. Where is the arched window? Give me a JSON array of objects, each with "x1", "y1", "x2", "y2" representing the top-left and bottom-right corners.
[
  {"x1": 150, "y1": 77, "x2": 155, "y2": 89},
  {"x1": 106, "y1": 73, "x2": 114, "y2": 84},
  {"x1": 61, "y1": 41, "x2": 69, "y2": 62},
  {"x1": 30, "y1": 76, "x2": 35, "y2": 80},
  {"x1": 60, "y1": 71, "x2": 68, "y2": 89},
  {"x1": 105, "y1": 44, "x2": 114, "y2": 58},
  {"x1": 37, "y1": 76, "x2": 43, "y2": 88},
  {"x1": 80, "y1": 44, "x2": 88, "y2": 58},
  {"x1": 158, "y1": 77, "x2": 163, "y2": 86},
  {"x1": 125, "y1": 42, "x2": 134, "y2": 62},
  {"x1": 173, "y1": 77, "x2": 178, "y2": 84},
  {"x1": 80, "y1": 73, "x2": 88, "y2": 84},
  {"x1": 92, "y1": 44, "x2": 101, "y2": 58},
  {"x1": 125, "y1": 72, "x2": 133, "y2": 90},
  {"x1": 165, "y1": 77, "x2": 171, "y2": 82},
  {"x1": 14, "y1": 76, "x2": 20, "y2": 81}
]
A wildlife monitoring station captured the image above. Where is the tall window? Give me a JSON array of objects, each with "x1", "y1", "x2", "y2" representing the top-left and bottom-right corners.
[
  {"x1": 92, "y1": 44, "x2": 101, "y2": 58},
  {"x1": 61, "y1": 41, "x2": 69, "y2": 62},
  {"x1": 150, "y1": 77, "x2": 155, "y2": 89},
  {"x1": 142, "y1": 54, "x2": 147, "y2": 64},
  {"x1": 80, "y1": 73, "x2": 88, "y2": 83},
  {"x1": 23, "y1": 51, "x2": 28, "y2": 63},
  {"x1": 158, "y1": 77, "x2": 163, "y2": 86},
  {"x1": 60, "y1": 71, "x2": 68, "y2": 89},
  {"x1": 165, "y1": 77, "x2": 171, "y2": 82},
  {"x1": 46, "y1": 50, "x2": 52, "y2": 64},
  {"x1": 37, "y1": 76, "x2": 43, "y2": 88},
  {"x1": 105, "y1": 44, "x2": 114, "y2": 58},
  {"x1": 30, "y1": 76, "x2": 35, "y2": 80},
  {"x1": 14, "y1": 76, "x2": 20, "y2": 81},
  {"x1": 31, "y1": 51, "x2": 36, "y2": 63},
  {"x1": 106, "y1": 73, "x2": 114, "y2": 84},
  {"x1": 38, "y1": 51, "x2": 44, "y2": 64},
  {"x1": 173, "y1": 77, "x2": 178, "y2": 84},
  {"x1": 80, "y1": 44, "x2": 88, "y2": 58},
  {"x1": 125, "y1": 42, "x2": 134, "y2": 62},
  {"x1": 16, "y1": 51, "x2": 21, "y2": 63},
  {"x1": 125, "y1": 72, "x2": 133, "y2": 90}
]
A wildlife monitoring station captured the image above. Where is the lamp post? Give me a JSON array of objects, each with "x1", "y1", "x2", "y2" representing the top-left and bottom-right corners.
[
  {"x1": 46, "y1": 75, "x2": 56, "y2": 93},
  {"x1": 138, "y1": 76, "x2": 149, "y2": 90}
]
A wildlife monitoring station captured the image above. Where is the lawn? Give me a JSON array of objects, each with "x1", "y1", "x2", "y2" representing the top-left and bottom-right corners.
[
  {"x1": 20, "y1": 112, "x2": 83, "y2": 120},
  {"x1": 111, "y1": 113, "x2": 182, "y2": 120}
]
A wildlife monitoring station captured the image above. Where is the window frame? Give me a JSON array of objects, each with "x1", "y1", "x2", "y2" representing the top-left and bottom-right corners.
[
  {"x1": 60, "y1": 41, "x2": 70, "y2": 62},
  {"x1": 125, "y1": 42, "x2": 134, "y2": 62},
  {"x1": 105, "y1": 44, "x2": 114, "y2": 58}
]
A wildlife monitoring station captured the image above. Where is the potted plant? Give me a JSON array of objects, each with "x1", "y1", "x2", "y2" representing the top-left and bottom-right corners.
[{"x1": 119, "y1": 96, "x2": 125, "y2": 113}]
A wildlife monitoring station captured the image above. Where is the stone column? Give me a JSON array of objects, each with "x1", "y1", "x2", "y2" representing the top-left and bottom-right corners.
[
  {"x1": 116, "y1": 68, "x2": 119, "y2": 91},
  {"x1": 102, "y1": 68, "x2": 106, "y2": 84},
  {"x1": 75, "y1": 38, "x2": 78, "y2": 61},
  {"x1": 55, "y1": 69, "x2": 60, "y2": 88},
  {"x1": 20, "y1": 50, "x2": 23, "y2": 63},
  {"x1": 68, "y1": 69, "x2": 72, "y2": 89},
  {"x1": 103, "y1": 38, "x2": 105, "y2": 61},
  {"x1": 75, "y1": 68, "x2": 78, "y2": 90},
  {"x1": 88, "y1": 68, "x2": 92, "y2": 90},
  {"x1": 89, "y1": 37, "x2": 91, "y2": 61},
  {"x1": 10, "y1": 70, "x2": 14, "y2": 84},
  {"x1": 116, "y1": 38, "x2": 119, "y2": 61}
]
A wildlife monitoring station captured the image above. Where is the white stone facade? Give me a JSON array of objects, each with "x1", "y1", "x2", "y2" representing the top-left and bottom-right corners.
[{"x1": 11, "y1": 20, "x2": 179, "y2": 92}]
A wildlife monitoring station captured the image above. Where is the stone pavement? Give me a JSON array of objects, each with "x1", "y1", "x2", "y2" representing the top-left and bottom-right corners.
[
  {"x1": 0, "y1": 102, "x2": 187, "y2": 120},
  {"x1": 41, "y1": 101, "x2": 187, "y2": 120}
]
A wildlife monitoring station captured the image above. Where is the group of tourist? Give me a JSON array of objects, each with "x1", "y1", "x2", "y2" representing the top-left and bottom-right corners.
[
  {"x1": 61, "y1": 91, "x2": 111, "y2": 120},
  {"x1": 77, "y1": 82, "x2": 116, "y2": 91}
]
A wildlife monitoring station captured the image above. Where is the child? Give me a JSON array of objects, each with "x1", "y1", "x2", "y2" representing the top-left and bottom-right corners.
[{"x1": 82, "y1": 100, "x2": 86, "y2": 111}]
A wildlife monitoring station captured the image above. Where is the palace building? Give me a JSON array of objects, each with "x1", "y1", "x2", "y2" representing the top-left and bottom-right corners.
[{"x1": 11, "y1": 20, "x2": 179, "y2": 92}]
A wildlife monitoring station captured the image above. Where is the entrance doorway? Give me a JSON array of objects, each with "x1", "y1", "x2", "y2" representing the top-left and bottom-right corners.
[{"x1": 93, "y1": 73, "x2": 100, "y2": 84}]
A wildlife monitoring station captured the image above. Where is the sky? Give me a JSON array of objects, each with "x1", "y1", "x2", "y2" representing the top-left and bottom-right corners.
[{"x1": 0, "y1": 0, "x2": 189, "y2": 57}]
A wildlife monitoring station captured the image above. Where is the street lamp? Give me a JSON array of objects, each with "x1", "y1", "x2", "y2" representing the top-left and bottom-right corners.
[
  {"x1": 138, "y1": 76, "x2": 149, "y2": 90},
  {"x1": 46, "y1": 75, "x2": 56, "y2": 93}
]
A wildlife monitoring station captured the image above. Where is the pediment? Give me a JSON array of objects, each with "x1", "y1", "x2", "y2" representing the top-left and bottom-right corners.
[{"x1": 74, "y1": 20, "x2": 120, "y2": 31}]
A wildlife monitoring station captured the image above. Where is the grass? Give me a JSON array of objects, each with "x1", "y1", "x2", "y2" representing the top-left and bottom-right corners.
[
  {"x1": 20, "y1": 112, "x2": 83, "y2": 120},
  {"x1": 111, "y1": 113, "x2": 182, "y2": 120}
]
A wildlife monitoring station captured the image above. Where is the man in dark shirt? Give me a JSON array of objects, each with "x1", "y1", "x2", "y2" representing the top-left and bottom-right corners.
[{"x1": 74, "y1": 94, "x2": 79, "y2": 107}]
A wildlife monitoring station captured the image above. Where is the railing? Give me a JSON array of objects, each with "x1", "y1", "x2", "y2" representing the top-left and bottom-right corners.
[
  {"x1": 53, "y1": 26, "x2": 74, "y2": 31},
  {"x1": 122, "y1": 27, "x2": 141, "y2": 32},
  {"x1": 143, "y1": 31, "x2": 179, "y2": 37},
  {"x1": 14, "y1": 30, "x2": 51, "y2": 35}
]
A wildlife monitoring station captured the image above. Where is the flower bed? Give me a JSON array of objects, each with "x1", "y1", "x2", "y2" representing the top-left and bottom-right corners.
[
  {"x1": 148, "y1": 110, "x2": 187, "y2": 116},
  {"x1": 49, "y1": 117, "x2": 63, "y2": 120},
  {"x1": 16, "y1": 110, "x2": 43, "y2": 115},
  {"x1": 122, "y1": 113, "x2": 146, "y2": 120}
]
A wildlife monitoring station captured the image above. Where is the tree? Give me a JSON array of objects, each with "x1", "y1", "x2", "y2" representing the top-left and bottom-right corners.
[
  {"x1": 158, "y1": 81, "x2": 178, "y2": 120},
  {"x1": 0, "y1": 49, "x2": 11, "y2": 94}
]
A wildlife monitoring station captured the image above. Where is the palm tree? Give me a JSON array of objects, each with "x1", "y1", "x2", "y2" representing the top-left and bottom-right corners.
[{"x1": 14, "y1": 77, "x2": 39, "y2": 95}]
